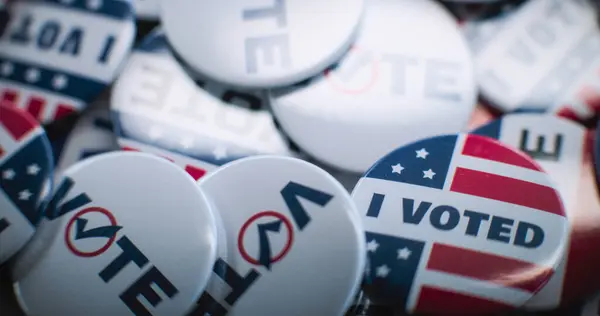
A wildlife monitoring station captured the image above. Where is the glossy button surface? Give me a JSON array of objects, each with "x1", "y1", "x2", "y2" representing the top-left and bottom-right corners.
[{"x1": 352, "y1": 133, "x2": 568, "y2": 314}]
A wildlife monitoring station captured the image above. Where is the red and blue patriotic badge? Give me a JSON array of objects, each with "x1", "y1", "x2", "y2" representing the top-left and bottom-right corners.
[
  {"x1": 473, "y1": 113, "x2": 595, "y2": 309},
  {"x1": 0, "y1": 0, "x2": 135, "y2": 124},
  {"x1": 352, "y1": 133, "x2": 568, "y2": 315},
  {"x1": 0, "y1": 104, "x2": 53, "y2": 264}
]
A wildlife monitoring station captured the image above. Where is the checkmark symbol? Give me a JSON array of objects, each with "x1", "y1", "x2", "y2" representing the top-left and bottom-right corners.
[{"x1": 74, "y1": 218, "x2": 122, "y2": 240}]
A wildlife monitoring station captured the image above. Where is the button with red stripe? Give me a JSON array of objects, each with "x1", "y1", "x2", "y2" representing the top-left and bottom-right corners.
[
  {"x1": 463, "y1": 0, "x2": 600, "y2": 123},
  {"x1": 352, "y1": 133, "x2": 568, "y2": 314},
  {"x1": 0, "y1": 104, "x2": 53, "y2": 264},
  {"x1": 472, "y1": 113, "x2": 597, "y2": 309},
  {"x1": 111, "y1": 28, "x2": 292, "y2": 181},
  {"x1": 0, "y1": 0, "x2": 136, "y2": 124},
  {"x1": 12, "y1": 151, "x2": 218, "y2": 315}
]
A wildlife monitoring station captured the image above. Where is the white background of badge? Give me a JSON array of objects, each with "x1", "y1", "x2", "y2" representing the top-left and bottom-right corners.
[
  {"x1": 0, "y1": 1, "x2": 135, "y2": 82},
  {"x1": 133, "y1": 0, "x2": 159, "y2": 19},
  {"x1": 270, "y1": 0, "x2": 476, "y2": 174},
  {"x1": 0, "y1": 124, "x2": 44, "y2": 264},
  {"x1": 54, "y1": 103, "x2": 119, "y2": 181},
  {"x1": 13, "y1": 152, "x2": 218, "y2": 316},
  {"x1": 469, "y1": 0, "x2": 599, "y2": 112},
  {"x1": 160, "y1": 0, "x2": 364, "y2": 88},
  {"x1": 111, "y1": 49, "x2": 292, "y2": 157},
  {"x1": 198, "y1": 156, "x2": 365, "y2": 315},
  {"x1": 352, "y1": 135, "x2": 569, "y2": 310},
  {"x1": 485, "y1": 114, "x2": 585, "y2": 309}
]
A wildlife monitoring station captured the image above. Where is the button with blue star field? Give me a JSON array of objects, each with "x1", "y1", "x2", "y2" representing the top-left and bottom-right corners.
[
  {"x1": 111, "y1": 28, "x2": 292, "y2": 181},
  {"x1": 0, "y1": 104, "x2": 53, "y2": 264},
  {"x1": 12, "y1": 151, "x2": 218, "y2": 316},
  {"x1": 352, "y1": 133, "x2": 568, "y2": 314},
  {"x1": 472, "y1": 113, "x2": 591, "y2": 310},
  {"x1": 269, "y1": 0, "x2": 476, "y2": 174},
  {"x1": 0, "y1": 0, "x2": 136, "y2": 124},
  {"x1": 194, "y1": 156, "x2": 365, "y2": 315},
  {"x1": 160, "y1": 0, "x2": 365, "y2": 88},
  {"x1": 463, "y1": 0, "x2": 600, "y2": 121}
]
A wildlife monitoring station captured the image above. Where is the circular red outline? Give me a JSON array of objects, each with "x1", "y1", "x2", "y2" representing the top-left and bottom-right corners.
[
  {"x1": 65, "y1": 207, "x2": 119, "y2": 258},
  {"x1": 237, "y1": 210, "x2": 294, "y2": 266},
  {"x1": 325, "y1": 45, "x2": 380, "y2": 95}
]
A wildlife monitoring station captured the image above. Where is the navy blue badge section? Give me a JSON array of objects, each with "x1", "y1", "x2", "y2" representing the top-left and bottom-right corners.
[
  {"x1": 363, "y1": 135, "x2": 457, "y2": 190},
  {"x1": 38, "y1": 0, "x2": 134, "y2": 20},
  {"x1": 0, "y1": 135, "x2": 53, "y2": 226},
  {"x1": 136, "y1": 28, "x2": 169, "y2": 53},
  {"x1": 363, "y1": 231, "x2": 425, "y2": 307}
]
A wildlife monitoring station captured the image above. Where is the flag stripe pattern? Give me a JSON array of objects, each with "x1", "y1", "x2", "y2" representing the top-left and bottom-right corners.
[{"x1": 357, "y1": 133, "x2": 567, "y2": 314}]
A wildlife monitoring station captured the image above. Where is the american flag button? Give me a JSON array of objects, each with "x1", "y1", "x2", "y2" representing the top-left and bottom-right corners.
[
  {"x1": 111, "y1": 28, "x2": 293, "y2": 182},
  {"x1": 0, "y1": 104, "x2": 53, "y2": 264},
  {"x1": 269, "y1": 0, "x2": 476, "y2": 174},
  {"x1": 0, "y1": 0, "x2": 136, "y2": 124},
  {"x1": 192, "y1": 156, "x2": 365, "y2": 315},
  {"x1": 159, "y1": 0, "x2": 365, "y2": 89},
  {"x1": 54, "y1": 100, "x2": 118, "y2": 181},
  {"x1": 463, "y1": 0, "x2": 600, "y2": 123},
  {"x1": 12, "y1": 151, "x2": 219, "y2": 316},
  {"x1": 352, "y1": 133, "x2": 568, "y2": 314},
  {"x1": 473, "y1": 113, "x2": 597, "y2": 309}
]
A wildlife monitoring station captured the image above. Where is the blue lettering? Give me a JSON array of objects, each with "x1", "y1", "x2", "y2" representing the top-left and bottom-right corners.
[
  {"x1": 463, "y1": 210, "x2": 489, "y2": 237},
  {"x1": 487, "y1": 216, "x2": 514, "y2": 244},
  {"x1": 366, "y1": 193, "x2": 385, "y2": 218},
  {"x1": 402, "y1": 198, "x2": 431, "y2": 225},
  {"x1": 99, "y1": 236, "x2": 149, "y2": 283},
  {"x1": 37, "y1": 20, "x2": 61, "y2": 50},
  {"x1": 514, "y1": 221, "x2": 545, "y2": 248},
  {"x1": 9, "y1": 14, "x2": 33, "y2": 43},
  {"x1": 120, "y1": 266, "x2": 179, "y2": 316},
  {"x1": 519, "y1": 129, "x2": 563, "y2": 161},
  {"x1": 280, "y1": 181, "x2": 333, "y2": 231},
  {"x1": 429, "y1": 205, "x2": 460, "y2": 231},
  {"x1": 97, "y1": 35, "x2": 115, "y2": 64},
  {"x1": 0, "y1": 217, "x2": 9, "y2": 235},
  {"x1": 42, "y1": 176, "x2": 92, "y2": 221},
  {"x1": 59, "y1": 28, "x2": 82, "y2": 56}
]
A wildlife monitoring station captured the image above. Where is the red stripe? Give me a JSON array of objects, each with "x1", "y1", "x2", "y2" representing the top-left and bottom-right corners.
[
  {"x1": 415, "y1": 286, "x2": 514, "y2": 314},
  {"x1": 26, "y1": 96, "x2": 45, "y2": 121},
  {"x1": 556, "y1": 106, "x2": 582, "y2": 122},
  {"x1": 451, "y1": 167, "x2": 564, "y2": 216},
  {"x1": 0, "y1": 105, "x2": 37, "y2": 140},
  {"x1": 121, "y1": 146, "x2": 140, "y2": 152},
  {"x1": 427, "y1": 243, "x2": 553, "y2": 292},
  {"x1": 462, "y1": 135, "x2": 540, "y2": 171},
  {"x1": 0, "y1": 89, "x2": 18, "y2": 107},
  {"x1": 54, "y1": 104, "x2": 76, "y2": 121},
  {"x1": 185, "y1": 165, "x2": 207, "y2": 180}
]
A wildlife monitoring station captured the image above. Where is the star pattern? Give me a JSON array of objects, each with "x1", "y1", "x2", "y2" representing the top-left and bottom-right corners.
[
  {"x1": 1, "y1": 62, "x2": 13, "y2": 76},
  {"x1": 27, "y1": 164, "x2": 40, "y2": 176},
  {"x1": 87, "y1": 0, "x2": 103, "y2": 10},
  {"x1": 416, "y1": 148, "x2": 429, "y2": 159},
  {"x1": 25, "y1": 68, "x2": 40, "y2": 83},
  {"x1": 2, "y1": 169, "x2": 15, "y2": 180},
  {"x1": 397, "y1": 247, "x2": 411, "y2": 260},
  {"x1": 423, "y1": 169, "x2": 436, "y2": 179},
  {"x1": 19, "y1": 190, "x2": 32, "y2": 201},
  {"x1": 375, "y1": 265, "x2": 390, "y2": 278},
  {"x1": 391, "y1": 163, "x2": 404, "y2": 175},
  {"x1": 367, "y1": 239, "x2": 379, "y2": 253},
  {"x1": 52, "y1": 74, "x2": 68, "y2": 90}
]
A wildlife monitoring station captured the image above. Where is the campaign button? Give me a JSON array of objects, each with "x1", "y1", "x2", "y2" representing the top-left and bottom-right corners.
[
  {"x1": 0, "y1": 0, "x2": 136, "y2": 124},
  {"x1": 0, "y1": 104, "x2": 53, "y2": 264},
  {"x1": 464, "y1": 0, "x2": 600, "y2": 121},
  {"x1": 352, "y1": 133, "x2": 568, "y2": 314},
  {"x1": 133, "y1": 0, "x2": 158, "y2": 20},
  {"x1": 270, "y1": 0, "x2": 476, "y2": 173},
  {"x1": 160, "y1": 0, "x2": 364, "y2": 88},
  {"x1": 12, "y1": 151, "x2": 219, "y2": 316},
  {"x1": 472, "y1": 113, "x2": 592, "y2": 309},
  {"x1": 111, "y1": 28, "x2": 292, "y2": 180},
  {"x1": 193, "y1": 156, "x2": 365, "y2": 315},
  {"x1": 54, "y1": 101, "x2": 118, "y2": 181}
]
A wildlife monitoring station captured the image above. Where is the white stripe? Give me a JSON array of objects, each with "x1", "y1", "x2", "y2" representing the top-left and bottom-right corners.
[
  {"x1": 356, "y1": 177, "x2": 567, "y2": 265},
  {"x1": 454, "y1": 154, "x2": 553, "y2": 188},
  {"x1": 413, "y1": 270, "x2": 532, "y2": 311},
  {"x1": 406, "y1": 241, "x2": 434, "y2": 311},
  {"x1": 1, "y1": 82, "x2": 83, "y2": 122},
  {"x1": 442, "y1": 134, "x2": 466, "y2": 191},
  {"x1": 0, "y1": 124, "x2": 41, "y2": 165}
]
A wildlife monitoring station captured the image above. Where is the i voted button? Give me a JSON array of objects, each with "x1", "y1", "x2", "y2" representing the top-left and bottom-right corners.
[
  {"x1": 194, "y1": 156, "x2": 365, "y2": 315},
  {"x1": 472, "y1": 114, "x2": 592, "y2": 309},
  {"x1": 54, "y1": 101, "x2": 118, "y2": 180},
  {"x1": 111, "y1": 28, "x2": 292, "y2": 181},
  {"x1": 0, "y1": 0, "x2": 136, "y2": 124},
  {"x1": 464, "y1": 0, "x2": 600, "y2": 122},
  {"x1": 270, "y1": 0, "x2": 476, "y2": 173},
  {"x1": 160, "y1": 0, "x2": 365, "y2": 88},
  {"x1": 12, "y1": 152, "x2": 219, "y2": 316},
  {"x1": 352, "y1": 133, "x2": 568, "y2": 314},
  {"x1": 0, "y1": 104, "x2": 53, "y2": 264}
]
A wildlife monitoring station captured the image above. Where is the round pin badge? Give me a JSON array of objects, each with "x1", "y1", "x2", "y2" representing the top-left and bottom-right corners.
[
  {"x1": 0, "y1": 0, "x2": 136, "y2": 124},
  {"x1": 54, "y1": 101, "x2": 118, "y2": 179},
  {"x1": 133, "y1": 0, "x2": 159, "y2": 20},
  {"x1": 464, "y1": 0, "x2": 600, "y2": 121},
  {"x1": 352, "y1": 133, "x2": 568, "y2": 314},
  {"x1": 0, "y1": 104, "x2": 53, "y2": 265},
  {"x1": 472, "y1": 113, "x2": 595, "y2": 309},
  {"x1": 269, "y1": 0, "x2": 476, "y2": 173},
  {"x1": 160, "y1": 0, "x2": 365, "y2": 88},
  {"x1": 194, "y1": 156, "x2": 365, "y2": 315},
  {"x1": 12, "y1": 151, "x2": 218, "y2": 316},
  {"x1": 111, "y1": 28, "x2": 292, "y2": 181}
]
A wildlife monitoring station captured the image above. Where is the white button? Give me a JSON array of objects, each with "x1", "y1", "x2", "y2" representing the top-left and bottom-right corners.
[
  {"x1": 270, "y1": 0, "x2": 476, "y2": 173},
  {"x1": 133, "y1": 0, "x2": 159, "y2": 19},
  {"x1": 160, "y1": 0, "x2": 365, "y2": 88}
]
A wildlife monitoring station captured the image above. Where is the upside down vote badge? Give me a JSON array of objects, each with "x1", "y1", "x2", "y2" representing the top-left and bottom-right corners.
[{"x1": 352, "y1": 133, "x2": 568, "y2": 314}]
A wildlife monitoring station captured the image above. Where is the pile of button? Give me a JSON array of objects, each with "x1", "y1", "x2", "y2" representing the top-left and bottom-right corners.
[{"x1": 2, "y1": 0, "x2": 600, "y2": 315}]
